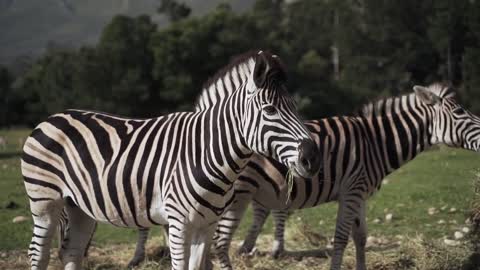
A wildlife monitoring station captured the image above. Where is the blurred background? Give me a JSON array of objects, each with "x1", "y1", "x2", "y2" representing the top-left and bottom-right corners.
[
  {"x1": 1, "y1": 0, "x2": 479, "y2": 127},
  {"x1": 2, "y1": 2, "x2": 480, "y2": 269}
]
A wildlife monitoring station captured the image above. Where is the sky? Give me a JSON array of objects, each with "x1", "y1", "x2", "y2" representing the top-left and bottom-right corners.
[{"x1": 0, "y1": 0, "x2": 254, "y2": 65}]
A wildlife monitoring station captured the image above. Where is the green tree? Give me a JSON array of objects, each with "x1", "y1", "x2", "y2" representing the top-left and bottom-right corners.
[
  {"x1": 428, "y1": 0, "x2": 469, "y2": 84},
  {"x1": 158, "y1": 0, "x2": 191, "y2": 22},
  {"x1": 150, "y1": 3, "x2": 259, "y2": 111},
  {"x1": 14, "y1": 48, "x2": 78, "y2": 124},
  {"x1": 335, "y1": 0, "x2": 437, "y2": 100},
  {"x1": 461, "y1": 0, "x2": 480, "y2": 113},
  {"x1": 0, "y1": 66, "x2": 13, "y2": 126},
  {"x1": 95, "y1": 15, "x2": 157, "y2": 116}
]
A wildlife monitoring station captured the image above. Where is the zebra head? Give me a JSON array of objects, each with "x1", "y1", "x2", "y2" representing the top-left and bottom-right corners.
[
  {"x1": 241, "y1": 51, "x2": 320, "y2": 178},
  {"x1": 414, "y1": 83, "x2": 480, "y2": 151}
]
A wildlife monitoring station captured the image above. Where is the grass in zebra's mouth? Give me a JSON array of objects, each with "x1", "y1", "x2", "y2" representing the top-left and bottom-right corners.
[{"x1": 286, "y1": 168, "x2": 295, "y2": 204}]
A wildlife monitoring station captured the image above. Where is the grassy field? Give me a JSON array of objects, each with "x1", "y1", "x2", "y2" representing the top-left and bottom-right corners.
[{"x1": 1, "y1": 128, "x2": 480, "y2": 269}]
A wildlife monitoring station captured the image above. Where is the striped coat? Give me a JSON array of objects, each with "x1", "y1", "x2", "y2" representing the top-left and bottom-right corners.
[
  {"x1": 21, "y1": 51, "x2": 320, "y2": 270},
  {"x1": 211, "y1": 83, "x2": 480, "y2": 270}
]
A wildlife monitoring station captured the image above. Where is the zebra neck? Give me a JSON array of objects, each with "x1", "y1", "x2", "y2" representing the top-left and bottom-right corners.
[
  {"x1": 194, "y1": 91, "x2": 252, "y2": 189},
  {"x1": 195, "y1": 60, "x2": 255, "y2": 110},
  {"x1": 369, "y1": 95, "x2": 434, "y2": 175}
]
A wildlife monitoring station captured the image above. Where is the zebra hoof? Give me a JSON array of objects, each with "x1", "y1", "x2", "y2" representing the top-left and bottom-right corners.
[
  {"x1": 205, "y1": 258, "x2": 214, "y2": 270},
  {"x1": 237, "y1": 245, "x2": 253, "y2": 255},
  {"x1": 127, "y1": 256, "x2": 145, "y2": 269},
  {"x1": 271, "y1": 248, "x2": 284, "y2": 259}
]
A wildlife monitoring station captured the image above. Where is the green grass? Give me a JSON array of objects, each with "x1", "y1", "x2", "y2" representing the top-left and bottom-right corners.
[
  {"x1": 1, "y1": 129, "x2": 479, "y2": 269},
  {"x1": 233, "y1": 146, "x2": 479, "y2": 247}
]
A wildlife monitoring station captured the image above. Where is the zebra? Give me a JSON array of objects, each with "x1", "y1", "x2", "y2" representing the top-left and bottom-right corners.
[
  {"x1": 210, "y1": 83, "x2": 480, "y2": 270},
  {"x1": 127, "y1": 83, "x2": 480, "y2": 269},
  {"x1": 21, "y1": 50, "x2": 321, "y2": 270}
]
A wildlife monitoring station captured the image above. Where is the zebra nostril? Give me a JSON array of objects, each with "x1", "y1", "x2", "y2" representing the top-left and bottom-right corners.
[{"x1": 300, "y1": 157, "x2": 310, "y2": 169}]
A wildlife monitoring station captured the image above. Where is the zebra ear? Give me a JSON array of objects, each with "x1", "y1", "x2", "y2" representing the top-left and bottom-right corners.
[
  {"x1": 414, "y1": 85, "x2": 441, "y2": 105},
  {"x1": 253, "y1": 52, "x2": 270, "y2": 88}
]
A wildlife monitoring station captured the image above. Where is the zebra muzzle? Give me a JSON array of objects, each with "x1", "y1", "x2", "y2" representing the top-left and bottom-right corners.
[{"x1": 296, "y1": 139, "x2": 321, "y2": 178}]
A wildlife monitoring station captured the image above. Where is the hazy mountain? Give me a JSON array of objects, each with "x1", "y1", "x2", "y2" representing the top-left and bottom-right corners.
[{"x1": 0, "y1": 0, "x2": 255, "y2": 65}]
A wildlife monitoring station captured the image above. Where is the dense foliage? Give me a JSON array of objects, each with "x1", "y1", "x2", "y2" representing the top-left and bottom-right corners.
[{"x1": 1, "y1": 0, "x2": 480, "y2": 127}]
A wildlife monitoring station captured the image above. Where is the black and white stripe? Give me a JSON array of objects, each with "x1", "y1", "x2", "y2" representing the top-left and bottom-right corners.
[
  {"x1": 21, "y1": 50, "x2": 320, "y2": 270},
  {"x1": 207, "y1": 83, "x2": 480, "y2": 270},
  {"x1": 127, "y1": 85, "x2": 480, "y2": 269}
]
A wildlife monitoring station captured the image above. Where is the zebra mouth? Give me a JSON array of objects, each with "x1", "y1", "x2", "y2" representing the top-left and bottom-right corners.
[
  {"x1": 289, "y1": 160, "x2": 310, "y2": 178},
  {"x1": 288, "y1": 163, "x2": 301, "y2": 177}
]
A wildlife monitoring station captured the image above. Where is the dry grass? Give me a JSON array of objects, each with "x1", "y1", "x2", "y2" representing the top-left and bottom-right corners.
[
  {"x1": 1, "y1": 131, "x2": 479, "y2": 269},
  {"x1": 1, "y1": 232, "x2": 473, "y2": 270}
]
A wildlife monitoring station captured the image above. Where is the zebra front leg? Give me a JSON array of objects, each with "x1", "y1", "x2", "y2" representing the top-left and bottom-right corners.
[
  {"x1": 271, "y1": 209, "x2": 289, "y2": 259},
  {"x1": 127, "y1": 228, "x2": 150, "y2": 269},
  {"x1": 59, "y1": 202, "x2": 97, "y2": 270},
  {"x1": 330, "y1": 197, "x2": 362, "y2": 270},
  {"x1": 28, "y1": 199, "x2": 64, "y2": 270},
  {"x1": 351, "y1": 201, "x2": 367, "y2": 270},
  {"x1": 168, "y1": 222, "x2": 215, "y2": 270},
  {"x1": 238, "y1": 200, "x2": 270, "y2": 254}
]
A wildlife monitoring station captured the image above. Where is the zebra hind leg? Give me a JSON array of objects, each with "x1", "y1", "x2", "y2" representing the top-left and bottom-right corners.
[
  {"x1": 59, "y1": 201, "x2": 96, "y2": 270},
  {"x1": 127, "y1": 224, "x2": 170, "y2": 268},
  {"x1": 271, "y1": 209, "x2": 290, "y2": 259},
  {"x1": 213, "y1": 192, "x2": 252, "y2": 269},
  {"x1": 330, "y1": 197, "x2": 363, "y2": 270},
  {"x1": 127, "y1": 228, "x2": 150, "y2": 269},
  {"x1": 351, "y1": 201, "x2": 367, "y2": 270},
  {"x1": 238, "y1": 200, "x2": 270, "y2": 255},
  {"x1": 28, "y1": 198, "x2": 64, "y2": 270}
]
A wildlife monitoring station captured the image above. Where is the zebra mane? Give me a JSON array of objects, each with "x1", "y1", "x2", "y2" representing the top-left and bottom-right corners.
[
  {"x1": 359, "y1": 82, "x2": 456, "y2": 118},
  {"x1": 194, "y1": 50, "x2": 287, "y2": 110}
]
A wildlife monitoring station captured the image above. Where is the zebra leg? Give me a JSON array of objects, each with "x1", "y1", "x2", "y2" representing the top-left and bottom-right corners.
[
  {"x1": 167, "y1": 220, "x2": 215, "y2": 270},
  {"x1": 59, "y1": 208, "x2": 97, "y2": 260},
  {"x1": 330, "y1": 198, "x2": 361, "y2": 270},
  {"x1": 351, "y1": 201, "x2": 367, "y2": 270},
  {"x1": 28, "y1": 199, "x2": 64, "y2": 270},
  {"x1": 83, "y1": 221, "x2": 97, "y2": 257},
  {"x1": 188, "y1": 224, "x2": 216, "y2": 270},
  {"x1": 213, "y1": 193, "x2": 252, "y2": 269},
  {"x1": 238, "y1": 200, "x2": 270, "y2": 254},
  {"x1": 163, "y1": 224, "x2": 170, "y2": 246},
  {"x1": 59, "y1": 202, "x2": 97, "y2": 270},
  {"x1": 167, "y1": 221, "x2": 189, "y2": 270},
  {"x1": 271, "y1": 209, "x2": 289, "y2": 259},
  {"x1": 57, "y1": 208, "x2": 69, "y2": 259},
  {"x1": 127, "y1": 228, "x2": 150, "y2": 269}
]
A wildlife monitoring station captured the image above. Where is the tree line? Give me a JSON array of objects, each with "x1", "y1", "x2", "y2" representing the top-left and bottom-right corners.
[{"x1": 1, "y1": 0, "x2": 479, "y2": 127}]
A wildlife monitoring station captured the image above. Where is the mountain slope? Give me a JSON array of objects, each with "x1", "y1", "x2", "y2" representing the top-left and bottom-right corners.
[{"x1": 0, "y1": 0, "x2": 255, "y2": 64}]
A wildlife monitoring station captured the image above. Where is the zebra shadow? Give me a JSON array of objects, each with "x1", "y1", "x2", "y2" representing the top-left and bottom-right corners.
[
  {"x1": 148, "y1": 246, "x2": 171, "y2": 261},
  {"x1": 274, "y1": 243, "x2": 401, "y2": 260},
  {"x1": 0, "y1": 151, "x2": 22, "y2": 159}
]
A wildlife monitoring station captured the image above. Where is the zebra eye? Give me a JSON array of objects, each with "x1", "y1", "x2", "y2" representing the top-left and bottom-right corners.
[
  {"x1": 263, "y1": 105, "x2": 277, "y2": 116},
  {"x1": 453, "y1": 107, "x2": 466, "y2": 115}
]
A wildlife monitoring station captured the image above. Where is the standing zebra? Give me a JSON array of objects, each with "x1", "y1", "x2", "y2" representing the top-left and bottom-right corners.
[
  {"x1": 209, "y1": 83, "x2": 480, "y2": 270},
  {"x1": 21, "y1": 50, "x2": 320, "y2": 270},
  {"x1": 129, "y1": 83, "x2": 480, "y2": 269}
]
